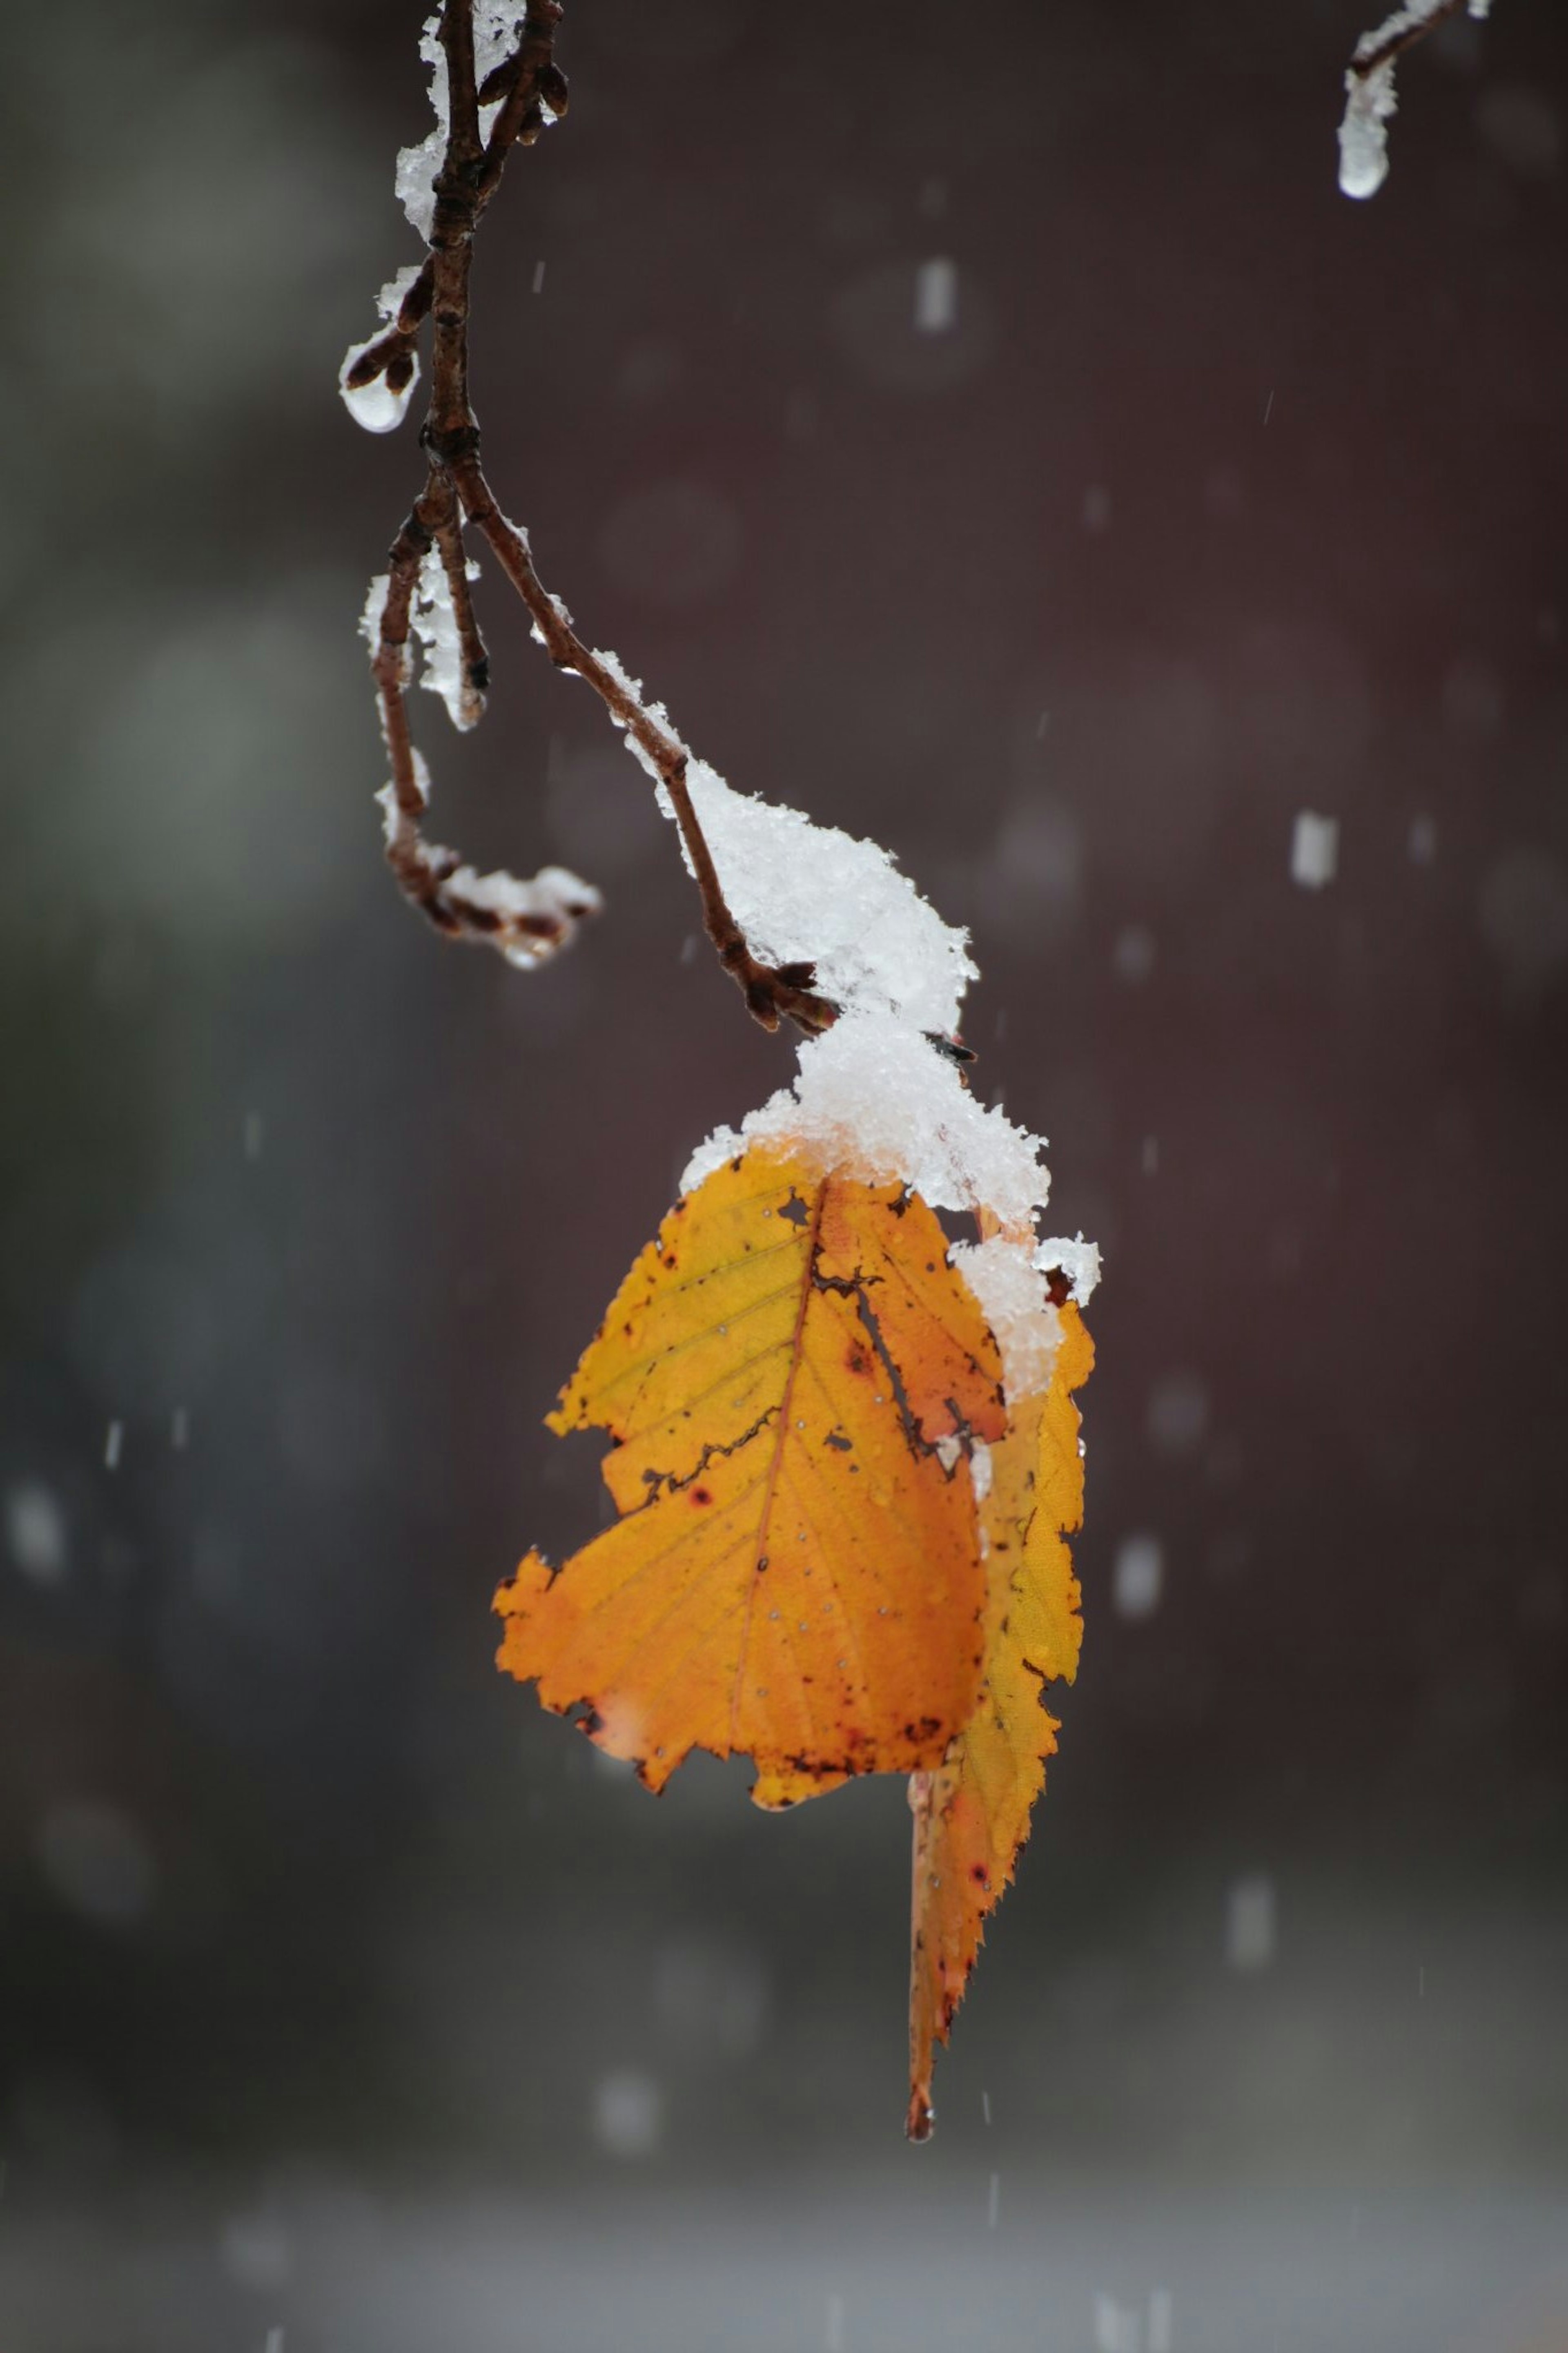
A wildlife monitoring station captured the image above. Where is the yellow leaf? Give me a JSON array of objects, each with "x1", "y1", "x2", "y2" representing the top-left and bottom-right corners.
[
  {"x1": 495, "y1": 1143, "x2": 1007, "y2": 1798},
  {"x1": 906, "y1": 1300, "x2": 1093, "y2": 2139}
]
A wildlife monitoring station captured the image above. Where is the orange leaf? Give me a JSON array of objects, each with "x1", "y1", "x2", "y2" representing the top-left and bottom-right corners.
[
  {"x1": 906, "y1": 1300, "x2": 1094, "y2": 2139},
  {"x1": 495, "y1": 1144, "x2": 1007, "y2": 1801}
]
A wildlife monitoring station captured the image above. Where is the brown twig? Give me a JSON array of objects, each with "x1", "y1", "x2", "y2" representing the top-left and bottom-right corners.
[
  {"x1": 1348, "y1": 0, "x2": 1468, "y2": 78},
  {"x1": 348, "y1": 0, "x2": 835, "y2": 1036},
  {"x1": 341, "y1": 12, "x2": 565, "y2": 402}
]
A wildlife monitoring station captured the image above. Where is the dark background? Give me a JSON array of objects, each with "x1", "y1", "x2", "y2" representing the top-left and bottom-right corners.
[{"x1": 2, "y1": 2, "x2": 1566, "y2": 2346}]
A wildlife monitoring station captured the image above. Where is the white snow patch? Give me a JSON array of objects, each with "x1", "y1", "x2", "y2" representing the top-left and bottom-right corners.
[
  {"x1": 338, "y1": 265, "x2": 425, "y2": 433},
  {"x1": 1339, "y1": 59, "x2": 1398, "y2": 198},
  {"x1": 376, "y1": 263, "x2": 425, "y2": 325},
  {"x1": 588, "y1": 642, "x2": 650, "y2": 714},
  {"x1": 530, "y1": 589, "x2": 576, "y2": 651},
  {"x1": 396, "y1": 15, "x2": 448, "y2": 242},
  {"x1": 662, "y1": 764, "x2": 976, "y2": 1032},
  {"x1": 579, "y1": 643, "x2": 973, "y2": 1026},
  {"x1": 682, "y1": 1012, "x2": 1046, "y2": 1227},
  {"x1": 1339, "y1": 1, "x2": 1497, "y2": 198},
  {"x1": 359, "y1": 573, "x2": 392, "y2": 654},
  {"x1": 396, "y1": 11, "x2": 528, "y2": 241},
  {"x1": 413, "y1": 544, "x2": 482, "y2": 730},
  {"x1": 1035, "y1": 1232, "x2": 1102, "y2": 1307},
  {"x1": 950, "y1": 1234, "x2": 1063, "y2": 1400},
  {"x1": 338, "y1": 351, "x2": 419, "y2": 434},
  {"x1": 446, "y1": 862, "x2": 599, "y2": 926}
]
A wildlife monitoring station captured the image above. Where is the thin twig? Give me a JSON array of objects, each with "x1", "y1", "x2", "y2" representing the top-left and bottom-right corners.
[
  {"x1": 432, "y1": 504, "x2": 489, "y2": 729},
  {"x1": 350, "y1": 1, "x2": 835, "y2": 1035},
  {"x1": 447, "y1": 453, "x2": 832, "y2": 1031},
  {"x1": 342, "y1": 16, "x2": 566, "y2": 400},
  {"x1": 1348, "y1": 0, "x2": 1468, "y2": 78},
  {"x1": 368, "y1": 467, "x2": 596, "y2": 961}
]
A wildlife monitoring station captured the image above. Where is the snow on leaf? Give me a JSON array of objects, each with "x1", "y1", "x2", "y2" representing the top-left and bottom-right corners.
[
  {"x1": 906, "y1": 1300, "x2": 1094, "y2": 2141},
  {"x1": 494, "y1": 1142, "x2": 1007, "y2": 1800},
  {"x1": 684, "y1": 1013, "x2": 1049, "y2": 1232}
]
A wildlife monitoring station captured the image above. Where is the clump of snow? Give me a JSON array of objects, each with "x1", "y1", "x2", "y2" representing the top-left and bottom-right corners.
[
  {"x1": 445, "y1": 863, "x2": 601, "y2": 962},
  {"x1": 950, "y1": 1235, "x2": 1062, "y2": 1398},
  {"x1": 1339, "y1": 1, "x2": 1498, "y2": 198},
  {"x1": 677, "y1": 762, "x2": 976, "y2": 1033},
  {"x1": 579, "y1": 650, "x2": 973, "y2": 1028},
  {"x1": 1035, "y1": 1232, "x2": 1102, "y2": 1307},
  {"x1": 1291, "y1": 810, "x2": 1339, "y2": 889},
  {"x1": 452, "y1": 862, "x2": 599, "y2": 920},
  {"x1": 1339, "y1": 59, "x2": 1398, "y2": 198},
  {"x1": 339, "y1": 265, "x2": 426, "y2": 434},
  {"x1": 338, "y1": 353, "x2": 419, "y2": 435},
  {"x1": 396, "y1": 15, "x2": 448, "y2": 242},
  {"x1": 683, "y1": 1010, "x2": 1046, "y2": 1227},
  {"x1": 558, "y1": 630, "x2": 1094, "y2": 1375},
  {"x1": 377, "y1": 263, "x2": 425, "y2": 321},
  {"x1": 413, "y1": 545, "x2": 483, "y2": 731},
  {"x1": 477, "y1": 7, "x2": 530, "y2": 143},
  {"x1": 682, "y1": 1016, "x2": 1099, "y2": 1398},
  {"x1": 396, "y1": 9, "x2": 528, "y2": 241},
  {"x1": 588, "y1": 642, "x2": 649, "y2": 711}
]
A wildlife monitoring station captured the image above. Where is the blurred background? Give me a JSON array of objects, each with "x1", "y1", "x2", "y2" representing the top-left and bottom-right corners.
[{"x1": 2, "y1": 0, "x2": 1566, "y2": 2346}]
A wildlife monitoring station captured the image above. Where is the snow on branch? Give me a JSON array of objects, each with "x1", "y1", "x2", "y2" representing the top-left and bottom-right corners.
[
  {"x1": 339, "y1": 1, "x2": 843, "y2": 1032},
  {"x1": 342, "y1": 7, "x2": 1098, "y2": 1438},
  {"x1": 1338, "y1": 0, "x2": 1495, "y2": 198}
]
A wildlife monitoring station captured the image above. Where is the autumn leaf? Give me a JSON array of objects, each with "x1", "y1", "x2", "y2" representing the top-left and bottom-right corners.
[
  {"x1": 905, "y1": 1299, "x2": 1094, "y2": 2140},
  {"x1": 495, "y1": 1142, "x2": 1007, "y2": 1804}
]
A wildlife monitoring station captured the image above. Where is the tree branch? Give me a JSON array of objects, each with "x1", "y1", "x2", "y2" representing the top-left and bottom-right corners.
[
  {"x1": 1347, "y1": 0, "x2": 1470, "y2": 79},
  {"x1": 346, "y1": 0, "x2": 836, "y2": 1037}
]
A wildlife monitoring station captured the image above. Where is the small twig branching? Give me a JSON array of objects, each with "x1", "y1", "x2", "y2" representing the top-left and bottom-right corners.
[
  {"x1": 346, "y1": 1, "x2": 835, "y2": 1034},
  {"x1": 1347, "y1": 0, "x2": 1470, "y2": 80},
  {"x1": 1337, "y1": 0, "x2": 1498, "y2": 199}
]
